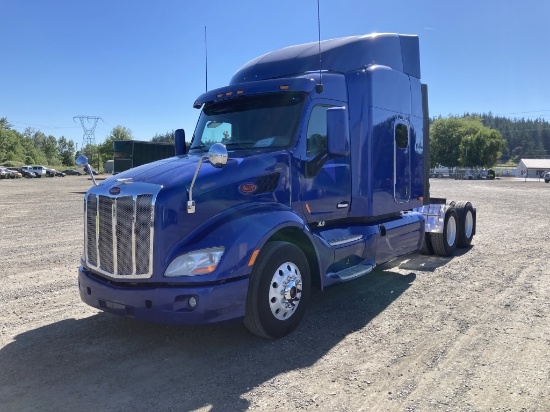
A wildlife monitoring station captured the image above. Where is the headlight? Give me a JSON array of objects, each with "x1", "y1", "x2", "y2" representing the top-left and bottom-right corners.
[{"x1": 164, "y1": 247, "x2": 225, "y2": 277}]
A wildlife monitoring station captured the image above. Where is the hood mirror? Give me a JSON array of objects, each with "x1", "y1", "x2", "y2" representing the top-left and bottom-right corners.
[
  {"x1": 187, "y1": 143, "x2": 228, "y2": 213},
  {"x1": 207, "y1": 143, "x2": 228, "y2": 168},
  {"x1": 76, "y1": 155, "x2": 98, "y2": 186}
]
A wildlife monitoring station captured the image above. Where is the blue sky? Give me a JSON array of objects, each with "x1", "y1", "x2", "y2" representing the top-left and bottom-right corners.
[{"x1": 1, "y1": 0, "x2": 549, "y2": 147}]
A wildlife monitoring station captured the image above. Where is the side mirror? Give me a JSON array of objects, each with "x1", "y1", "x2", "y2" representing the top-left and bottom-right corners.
[
  {"x1": 76, "y1": 155, "x2": 97, "y2": 186},
  {"x1": 187, "y1": 143, "x2": 228, "y2": 214},
  {"x1": 207, "y1": 143, "x2": 228, "y2": 168},
  {"x1": 76, "y1": 155, "x2": 88, "y2": 166},
  {"x1": 327, "y1": 107, "x2": 350, "y2": 157},
  {"x1": 175, "y1": 129, "x2": 187, "y2": 156}
]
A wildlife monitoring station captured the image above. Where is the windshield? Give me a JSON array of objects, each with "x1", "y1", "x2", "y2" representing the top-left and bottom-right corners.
[{"x1": 191, "y1": 92, "x2": 306, "y2": 151}]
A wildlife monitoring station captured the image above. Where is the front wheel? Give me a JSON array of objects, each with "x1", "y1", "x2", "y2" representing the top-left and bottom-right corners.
[{"x1": 244, "y1": 241, "x2": 311, "y2": 339}]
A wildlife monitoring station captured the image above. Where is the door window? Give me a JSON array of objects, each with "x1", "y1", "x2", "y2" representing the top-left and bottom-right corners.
[{"x1": 306, "y1": 106, "x2": 329, "y2": 157}]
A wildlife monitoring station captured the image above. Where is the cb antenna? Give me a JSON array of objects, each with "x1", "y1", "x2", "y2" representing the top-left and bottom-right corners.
[
  {"x1": 205, "y1": 26, "x2": 208, "y2": 92},
  {"x1": 315, "y1": 0, "x2": 323, "y2": 94}
]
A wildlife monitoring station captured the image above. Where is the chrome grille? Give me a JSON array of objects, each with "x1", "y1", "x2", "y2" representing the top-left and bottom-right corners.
[{"x1": 85, "y1": 189, "x2": 156, "y2": 279}]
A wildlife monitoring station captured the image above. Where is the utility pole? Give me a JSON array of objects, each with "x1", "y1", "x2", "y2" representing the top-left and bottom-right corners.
[{"x1": 74, "y1": 115, "x2": 102, "y2": 169}]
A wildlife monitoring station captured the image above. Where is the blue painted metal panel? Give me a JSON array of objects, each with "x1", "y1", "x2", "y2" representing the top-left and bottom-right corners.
[
  {"x1": 78, "y1": 267, "x2": 249, "y2": 325},
  {"x1": 159, "y1": 204, "x2": 312, "y2": 285},
  {"x1": 374, "y1": 212, "x2": 425, "y2": 264},
  {"x1": 230, "y1": 33, "x2": 420, "y2": 85},
  {"x1": 297, "y1": 96, "x2": 352, "y2": 224}
]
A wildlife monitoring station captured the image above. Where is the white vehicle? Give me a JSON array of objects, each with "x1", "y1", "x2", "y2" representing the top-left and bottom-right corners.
[
  {"x1": 21, "y1": 165, "x2": 47, "y2": 178},
  {"x1": 430, "y1": 166, "x2": 450, "y2": 178}
]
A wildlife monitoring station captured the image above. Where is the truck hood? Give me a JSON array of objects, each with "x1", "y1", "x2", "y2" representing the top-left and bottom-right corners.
[
  {"x1": 99, "y1": 153, "x2": 203, "y2": 189},
  {"x1": 93, "y1": 151, "x2": 292, "y2": 273}
]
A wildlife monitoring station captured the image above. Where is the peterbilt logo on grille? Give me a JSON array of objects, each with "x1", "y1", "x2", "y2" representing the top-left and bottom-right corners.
[
  {"x1": 109, "y1": 186, "x2": 121, "y2": 195},
  {"x1": 239, "y1": 183, "x2": 257, "y2": 194}
]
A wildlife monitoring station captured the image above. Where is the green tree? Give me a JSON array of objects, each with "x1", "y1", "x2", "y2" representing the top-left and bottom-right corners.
[
  {"x1": 0, "y1": 126, "x2": 22, "y2": 163},
  {"x1": 0, "y1": 117, "x2": 13, "y2": 130},
  {"x1": 58, "y1": 136, "x2": 76, "y2": 166},
  {"x1": 431, "y1": 117, "x2": 505, "y2": 168},
  {"x1": 95, "y1": 126, "x2": 133, "y2": 169},
  {"x1": 429, "y1": 118, "x2": 464, "y2": 168},
  {"x1": 44, "y1": 135, "x2": 61, "y2": 165},
  {"x1": 151, "y1": 130, "x2": 175, "y2": 143}
]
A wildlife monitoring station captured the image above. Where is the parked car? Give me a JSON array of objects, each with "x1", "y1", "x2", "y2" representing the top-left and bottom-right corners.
[
  {"x1": 0, "y1": 167, "x2": 10, "y2": 179},
  {"x1": 0, "y1": 166, "x2": 20, "y2": 179},
  {"x1": 83, "y1": 165, "x2": 99, "y2": 175},
  {"x1": 44, "y1": 168, "x2": 66, "y2": 177},
  {"x1": 7, "y1": 168, "x2": 22, "y2": 178},
  {"x1": 19, "y1": 168, "x2": 37, "y2": 178},
  {"x1": 21, "y1": 165, "x2": 47, "y2": 178},
  {"x1": 544, "y1": 172, "x2": 550, "y2": 183},
  {"x1": 62, "y1": 169, "x2": 83, "y2": 176}
]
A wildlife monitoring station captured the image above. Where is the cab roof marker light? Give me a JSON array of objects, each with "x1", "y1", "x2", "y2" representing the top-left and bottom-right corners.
[
  {"x1": 226, "y1": 91, "x2": 233, "y2": 96},
  {"x1": 279, "y1": 85, "x2": 290, "y2": 90},
  {"x1": 236, "y1": 90, "x2": 244, "y2": 95},
  {"x1": 216, "y1": 93, "x2": 223, "y2": 98}
]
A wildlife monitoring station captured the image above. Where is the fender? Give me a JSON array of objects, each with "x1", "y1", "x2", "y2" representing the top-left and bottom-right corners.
[{"x1": 162, "y1": 202, "x2": 319, "y2": 285}]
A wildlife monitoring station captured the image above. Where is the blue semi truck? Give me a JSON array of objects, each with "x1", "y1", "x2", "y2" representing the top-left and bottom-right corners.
[{"x1": 77, "y1": 33, "x2": 476, "y2": 338}]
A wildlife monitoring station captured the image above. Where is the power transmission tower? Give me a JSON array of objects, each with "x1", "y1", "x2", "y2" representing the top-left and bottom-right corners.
[{"x1": 73, "y1": 115, "x2": 102, "y2": 151}]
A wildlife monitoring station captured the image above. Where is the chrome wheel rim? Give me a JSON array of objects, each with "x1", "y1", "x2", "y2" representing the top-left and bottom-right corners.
[
  {"x1": 447, "y1": 215, "x2": 457, "y2": 245},
  {"x1": 464, "y1": 211, "x2": 473, "y2": 238},
  {"x1": 268, "y1": 262, "x2": 303, "y2": 320}
]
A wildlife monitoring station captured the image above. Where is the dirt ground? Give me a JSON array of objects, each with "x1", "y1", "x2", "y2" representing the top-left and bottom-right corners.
[{"x1": 0, "y1": 175, "x2": 549, "y2": 412}]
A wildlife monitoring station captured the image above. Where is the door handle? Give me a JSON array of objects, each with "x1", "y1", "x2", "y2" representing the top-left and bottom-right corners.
[{"x1": 337, "y1": 201, "x2": 349, "y2": 209}]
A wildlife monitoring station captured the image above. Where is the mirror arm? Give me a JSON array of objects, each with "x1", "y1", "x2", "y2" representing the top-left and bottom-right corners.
[
  {"x1": 186, "y1": 143, "x2": 228, "y2": 214},
  {"x1": 187, "y1": 156, "x2": 206, "y2": 214},
  {"x1": 89, "y1": 169, "x2": 98, "y2": 186},
  {"x1": 76, "y1": 155, "x2": 97, "y2": 186}
]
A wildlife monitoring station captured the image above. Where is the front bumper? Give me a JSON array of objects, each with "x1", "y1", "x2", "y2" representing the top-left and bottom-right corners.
[{"x1": 78, "y1": 266, "x2": 249, "y2": 325}]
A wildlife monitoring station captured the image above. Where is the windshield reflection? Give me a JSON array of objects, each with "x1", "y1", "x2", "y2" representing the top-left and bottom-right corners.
[{"x1": 191, "y1": 92, "x2": 306, "y2": 151}]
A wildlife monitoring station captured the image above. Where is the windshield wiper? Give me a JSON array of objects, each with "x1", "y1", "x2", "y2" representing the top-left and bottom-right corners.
[
  {"x1": 224, "y1": 141, "x2": 255, "y2": 148},
  {"x1": 190, "y1": 144, "x2": 209, "y2": 152}
]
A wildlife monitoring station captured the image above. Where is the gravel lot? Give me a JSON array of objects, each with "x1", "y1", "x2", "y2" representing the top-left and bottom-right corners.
[{"x1": 0, "y1": 176, "x2": 549, "y2": 411}]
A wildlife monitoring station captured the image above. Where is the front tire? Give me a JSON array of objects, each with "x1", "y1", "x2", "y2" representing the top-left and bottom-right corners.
[{"x1": 244, "y1": 241, "x2": 311, "y2": 339}]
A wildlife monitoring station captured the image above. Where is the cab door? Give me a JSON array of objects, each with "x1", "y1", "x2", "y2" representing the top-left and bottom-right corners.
[{"x1": 299, "y1": 104, "x2": 351, "y2": 224}]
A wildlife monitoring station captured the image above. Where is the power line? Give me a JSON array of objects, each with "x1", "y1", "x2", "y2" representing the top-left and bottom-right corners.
[{"x1": 10, "y1": 120, "x2": 80, "y2": 130}]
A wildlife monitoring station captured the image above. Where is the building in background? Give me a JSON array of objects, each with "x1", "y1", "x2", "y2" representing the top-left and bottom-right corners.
[{"x1": 516, "y1": 159, "x2": 550, "y2": 178}]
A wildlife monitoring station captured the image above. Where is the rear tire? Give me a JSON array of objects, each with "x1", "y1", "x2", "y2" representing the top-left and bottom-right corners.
[
  {"x1": 420, "y1": 232, "x2": 434, "y2": 255},
  {"x1": 244, "y1": 241, "x2": 311, "y2": 339},
  {"x1": 431, "y1": 208, "x2": 458, "y2": 257},
  {"x1": 455, "y1": 201, "x2": 475, "y2": 248}
]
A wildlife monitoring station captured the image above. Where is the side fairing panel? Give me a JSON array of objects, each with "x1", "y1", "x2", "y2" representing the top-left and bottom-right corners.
[
  {"x1": 374, "y1": 212, "x2": 425, "y2": 264},
  {"x1": 347, "y1": 66, "x2": 424, "y2": 218}
]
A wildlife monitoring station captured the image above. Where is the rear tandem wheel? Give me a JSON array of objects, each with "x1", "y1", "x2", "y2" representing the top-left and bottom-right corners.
[
  {"x1": 455, "y1": 201, "x2": 475, "y2": 248},
  {"x1": 430, "y1": 208, "x2": 458, "y2": 257}
]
